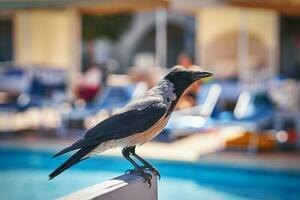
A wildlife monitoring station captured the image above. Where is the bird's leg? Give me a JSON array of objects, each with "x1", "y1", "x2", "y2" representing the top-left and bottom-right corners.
[
  {"x1": 122, "y1": 148, "x2": 142, "y2": 173},
  {"x1": 122, "y1": 147, "x2": 152, "y2": 187},
  {"x1": 128, "y1": 146, "x2": 161, "y2": 179}
]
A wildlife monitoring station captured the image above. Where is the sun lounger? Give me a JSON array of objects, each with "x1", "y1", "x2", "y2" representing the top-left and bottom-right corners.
[{"x1": 155, "y1": 83, "x2": 222, "y2": 142}]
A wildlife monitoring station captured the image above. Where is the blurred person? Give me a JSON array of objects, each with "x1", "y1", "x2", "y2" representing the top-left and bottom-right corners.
[
  {"x1": 176, "y1": 53, "x2": 203, "y2": 110},
  {"x1": 75, "y1": 64, "x2": 103, "y2": 102}
]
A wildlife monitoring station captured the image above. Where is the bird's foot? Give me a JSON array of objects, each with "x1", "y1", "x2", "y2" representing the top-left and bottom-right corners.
[
  {"x1": 125, "y1": 168, "x2": 152, "y2": 187},
  {"x1": 142, "y1": 166, "x2": 161, "y2": 180}
]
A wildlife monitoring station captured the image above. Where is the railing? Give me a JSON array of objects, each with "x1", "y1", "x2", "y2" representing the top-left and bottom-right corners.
[{"x1": 58, "y1": 173, "x2": 157, "y2": 200}]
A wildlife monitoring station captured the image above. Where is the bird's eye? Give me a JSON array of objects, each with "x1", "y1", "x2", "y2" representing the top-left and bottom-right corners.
[{"x1": 167, "y1": 98, "x2": 170, "y2": 102}]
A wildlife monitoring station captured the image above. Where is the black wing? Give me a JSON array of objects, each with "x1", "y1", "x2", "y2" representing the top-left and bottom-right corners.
[{"x1": 53, "y1": 101, "x2": 167, "y2": 158}]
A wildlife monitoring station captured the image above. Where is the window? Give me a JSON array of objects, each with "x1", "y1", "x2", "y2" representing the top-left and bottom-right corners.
[
  {"x1": 0, "y1": 18, "x2": 13, "y2": 62},
  {"x1": 281, "y1": 16, "x2": 300, "y2": 80}
]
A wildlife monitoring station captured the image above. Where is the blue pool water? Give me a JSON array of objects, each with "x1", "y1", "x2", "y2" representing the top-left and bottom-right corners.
[{"x1": 1, "y1": 147, "x2": 300, "y2": 200}]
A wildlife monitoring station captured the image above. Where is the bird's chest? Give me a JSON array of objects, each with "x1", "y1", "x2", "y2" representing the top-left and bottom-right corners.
[{"x1": 122, "y1": 115, "x2": 170, "y2": 147}]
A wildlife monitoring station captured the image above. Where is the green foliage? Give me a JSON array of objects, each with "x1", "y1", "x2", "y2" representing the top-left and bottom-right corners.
[{"x1": 82, "y1": 14, "x2": 132, "y2": 41}]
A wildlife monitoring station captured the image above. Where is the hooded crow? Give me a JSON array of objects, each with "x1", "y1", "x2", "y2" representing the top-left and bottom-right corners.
[{"x1": 49, "y1": 66, "x2": 212, "y2": 185}]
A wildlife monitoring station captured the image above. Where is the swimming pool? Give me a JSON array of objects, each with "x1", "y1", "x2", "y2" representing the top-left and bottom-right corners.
[{"x1": 1, "y1": 147, "x2": 300, "y2": 200}]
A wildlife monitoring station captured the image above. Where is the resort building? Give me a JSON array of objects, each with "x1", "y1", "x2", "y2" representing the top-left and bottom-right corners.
[{"x1": 0, "y1": 0, "x2": 299, "y2": 86}]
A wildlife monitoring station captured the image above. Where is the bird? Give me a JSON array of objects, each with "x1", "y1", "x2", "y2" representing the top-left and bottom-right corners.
[{"x1": 49, "y1": 66, "x2": 212, "y2": 186}]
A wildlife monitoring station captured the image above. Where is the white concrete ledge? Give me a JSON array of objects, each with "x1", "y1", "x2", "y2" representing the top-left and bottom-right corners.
[{"x1": 58, "y1": 173, "x2": 157, "y2": 200}]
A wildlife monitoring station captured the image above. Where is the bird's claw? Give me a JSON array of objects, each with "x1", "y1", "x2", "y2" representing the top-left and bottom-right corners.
[
  {"x1": 142, "y1": 166, "x2": 161, "y2": 180},
  {"x1": 141, "y1": 171, "x2": 152, "y2": 188},
  {"x1": 124, "y1": 168, "x2": 152, "y2": 188}
]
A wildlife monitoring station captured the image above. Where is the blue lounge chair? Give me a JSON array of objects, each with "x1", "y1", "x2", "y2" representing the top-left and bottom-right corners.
[
  {"x1": 213, "y1": 91, "x2": 274, "y2": 131},
  {"x1": 0, "y1": 67, "x2": 67, "y2": 111},
  {"x1": 155, "y1": 83, "x2": 222, "y2": 142}
]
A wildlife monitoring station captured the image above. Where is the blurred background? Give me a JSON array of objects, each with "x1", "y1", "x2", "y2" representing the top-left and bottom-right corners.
[{"x1": 0, "y1": 0, "x2": 300, "y2": 199}]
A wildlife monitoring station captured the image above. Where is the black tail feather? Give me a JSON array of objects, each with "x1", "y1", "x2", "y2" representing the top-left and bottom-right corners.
[
  {"x1": 52, "y1": 146, "x2": 76, "y2": 158},
  {"x1": 49, "y1": 145, "x2": 96, "y2": 180},
  {"x1": 52, "y1": 139, "x2": 87, "y2": 158}
]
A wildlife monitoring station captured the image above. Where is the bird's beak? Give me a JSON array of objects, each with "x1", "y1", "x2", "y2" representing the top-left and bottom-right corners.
[{"x1": 192, "y1": 71, "x2": 213, "y2": 80}]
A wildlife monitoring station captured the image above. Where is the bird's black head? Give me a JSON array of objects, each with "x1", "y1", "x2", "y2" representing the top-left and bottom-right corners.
[{"x1": 164, "y1": 66, "x2": 213, "y2": 98}]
